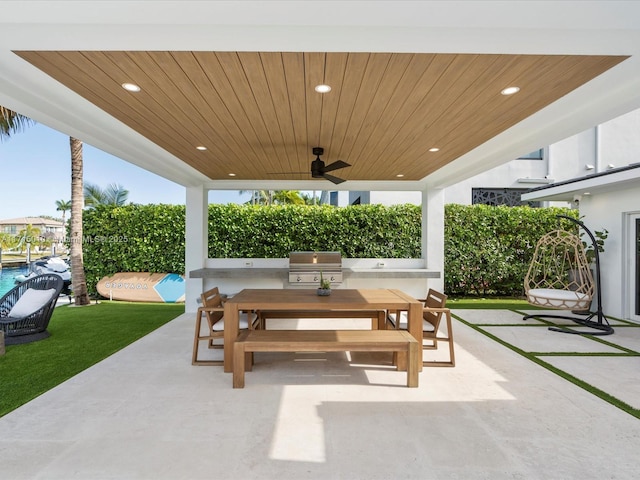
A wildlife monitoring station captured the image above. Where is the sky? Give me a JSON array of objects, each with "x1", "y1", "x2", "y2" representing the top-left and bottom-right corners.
[{"x1": 0, "y1": 123, "x2": 251, "y2": 220}]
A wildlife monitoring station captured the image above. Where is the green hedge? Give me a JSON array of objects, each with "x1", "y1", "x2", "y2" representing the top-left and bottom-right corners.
[
  {"x1": 207, "y1": 204, "x2": 421, "y2": 258},
  {"x1": 82, "y1": 204, "x2": 186, "y2": 291},
  {"x1": 81, "y1": 203, "x2": 576, "y2": 297},
  {"x1": 444, "y1": 204, "x2": 577, "y2": 296}
]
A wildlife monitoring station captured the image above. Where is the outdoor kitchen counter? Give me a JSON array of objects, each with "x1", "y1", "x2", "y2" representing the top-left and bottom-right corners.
[
  {"x1": 189, "y1": 268, "x2": 288, "y2": 279},
  {"x1": 189, "y1": 267, "x2": 440, "y2": 279},
  {"x1": 343, "y1": 268, "x2": 440, "y2": 279}
]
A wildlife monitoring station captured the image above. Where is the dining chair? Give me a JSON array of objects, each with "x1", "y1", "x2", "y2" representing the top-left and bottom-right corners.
[
  {"x1": 191, "y1": 287, "x2": 259, "y2": 365},
  {"x1": 386, "y1": 288, "x2": 455, "y2": 367}
]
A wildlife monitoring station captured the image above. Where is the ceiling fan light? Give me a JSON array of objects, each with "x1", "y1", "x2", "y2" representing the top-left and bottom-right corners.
[
  {"x1": 314, "y1": 84, "x2": 331, "y2": 93},
  {"x1": 311, "y1": 156, "x2": 325, "y2": 178}
]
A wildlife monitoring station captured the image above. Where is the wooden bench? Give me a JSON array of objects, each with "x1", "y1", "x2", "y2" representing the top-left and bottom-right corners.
[
  {"x1": 233, "y1": 329, "x2": 419, "y2": 388},
  {"x1": 257, "y1": 310, "x2": 387, "y2": 330}
]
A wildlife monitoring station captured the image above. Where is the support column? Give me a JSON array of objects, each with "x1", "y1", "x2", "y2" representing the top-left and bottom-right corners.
[
  {"x1": 422, "y1": 188, "x2": 445, "y2": 291},
  {"x1": 185, "y1": 185, "x2": 207, "y2": 313}
]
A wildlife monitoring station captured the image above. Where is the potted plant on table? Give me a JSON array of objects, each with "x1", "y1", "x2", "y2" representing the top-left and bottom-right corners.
[{"x1": 317, "y1": 271, "x2": 331, "y2": 296}]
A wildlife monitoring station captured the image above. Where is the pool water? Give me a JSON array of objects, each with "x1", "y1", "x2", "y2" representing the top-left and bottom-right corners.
[{"x1": 0, "y1": 266, "x2": 28, "y2": 298}]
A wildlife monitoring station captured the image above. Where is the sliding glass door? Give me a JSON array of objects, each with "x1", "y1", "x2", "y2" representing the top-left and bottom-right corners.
[{"x1": 627, "y1": 214, "x2": 640, "y2": 322}]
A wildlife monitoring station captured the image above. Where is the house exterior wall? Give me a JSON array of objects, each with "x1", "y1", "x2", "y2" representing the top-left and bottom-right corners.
[
  {"x1": 0, "y1": 217, "x2": 65, "y2": 241},
  {"x1": 578, "y1": 186, "x2": 640, "y2": 321},
  {"x1": 443, "y1": 155, "x2": 551, "y2": 205},
  {"x1": 598, "y1": 109, "x2": 640, "y2": 169}
]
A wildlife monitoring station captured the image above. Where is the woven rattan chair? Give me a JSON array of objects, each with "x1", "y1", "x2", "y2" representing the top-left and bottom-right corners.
[
  {"x1": 523, "y1": 215, "x2": 613, "y2": 335},
  {"x1": 524, "y1": 229, "x2": 594, "y2": 311},
  {"x1": 192, "y1": 287, "x2": 259, "y2": 365},
  {"x1": 0, "y1": 273, "x2": 64, "y2": 345}
]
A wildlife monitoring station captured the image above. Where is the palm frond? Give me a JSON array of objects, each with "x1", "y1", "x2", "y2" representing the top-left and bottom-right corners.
[{"x1": 0, "y1": 106, "x2": 35, "y2": 141}]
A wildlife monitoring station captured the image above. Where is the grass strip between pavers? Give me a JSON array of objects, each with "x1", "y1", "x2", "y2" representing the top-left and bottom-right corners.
[
  {"x1": 452, "y1": 310, "x2": 640, "y2": 420},
  {"x1": 0, "y1": 301, "x2": 184, "y2": 417}
]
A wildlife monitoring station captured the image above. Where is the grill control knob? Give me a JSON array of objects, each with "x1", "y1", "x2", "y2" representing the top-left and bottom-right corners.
[
  {"x1": 296, "y1": 276, "x2": 302, "y2": 282},
  {"x1": 330, "y1": 276, "x2": 336, "y2": 282},
  {"x1": 313, "y1": 276, "x2": 318, "y2": 282}
]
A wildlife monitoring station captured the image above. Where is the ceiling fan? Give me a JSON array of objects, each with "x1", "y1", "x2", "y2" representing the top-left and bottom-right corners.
[
  {"x1": 310, "y1": 147, "x2": 351, "y2": 184},
  {"x1": 267, "y1": 147, "x2": 351, "y2": 185}
]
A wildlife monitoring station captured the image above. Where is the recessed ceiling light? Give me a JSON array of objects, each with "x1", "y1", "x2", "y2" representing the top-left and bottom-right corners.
[
  {"x1": 315, "y1": 84, "x2": 331, "y2": 93},
  {"x1": 429, "y1": 147, "x2": 440, "y2": 152},
  {"x1": 228, "y1": 173, "x2": 236, "y2": 177},
  {"x1": 501, "y1": 86, "x2": 520, "y2": 96},
  {"x1": 196, "y1": 146, "x2": 207, "y2": 151},
  {"x1": 396, "y1": 174, "x2": 404, "y2": 178},
  {"x1": 583, "y1": 192, "x2": 591, "y2": 195},
  {"x1": 121, "y1": 82, "x2": 141, "y2": 92}
]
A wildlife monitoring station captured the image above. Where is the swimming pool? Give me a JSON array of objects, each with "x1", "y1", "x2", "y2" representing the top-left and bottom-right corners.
[{"x1": 0, "y1": 266, "x2": 28, "y2": 298}]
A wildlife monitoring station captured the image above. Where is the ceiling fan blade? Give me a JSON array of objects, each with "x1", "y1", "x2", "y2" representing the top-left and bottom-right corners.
[
  {"x1": 322, "y1": 173, "x2": 346, "y2": 185},
  {"x1": 323, "y1": 160, "x2": 351, "y2": 173},
  {"x1": 266, "y1": 172, "x2": 308, "y2": 175}
]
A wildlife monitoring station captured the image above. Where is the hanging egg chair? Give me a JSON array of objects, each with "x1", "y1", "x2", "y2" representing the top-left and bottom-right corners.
[
  {"x1": 523, "y1": 215, "x2": 614, "y2": 335},
  {"x1": 525, "y1": 229, "x2": 594, "y2": 310}
]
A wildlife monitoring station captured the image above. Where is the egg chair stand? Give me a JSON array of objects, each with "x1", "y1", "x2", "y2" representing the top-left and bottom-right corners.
[{"x1": 523, "y1": 215, "x2": 614, "y2": 336}]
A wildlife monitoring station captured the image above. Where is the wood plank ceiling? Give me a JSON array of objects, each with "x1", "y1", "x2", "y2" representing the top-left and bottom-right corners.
[{"x1": 16, "y1": 51, "x2": 627, "y2": 183}]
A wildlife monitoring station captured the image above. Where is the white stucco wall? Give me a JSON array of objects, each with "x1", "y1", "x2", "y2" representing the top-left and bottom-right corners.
[
  {"x1": 443, "y1": 156, "x2": 551, "y2": 204},
  {"x1": 598, "y1": 109, "x2": 640, "y2": 169},
  {"x1": 448, "y1": 113, "x2": 638, "y2": 205},
  {"x1": 579, "y1": 186, "x2": 640, "y2": 321}
]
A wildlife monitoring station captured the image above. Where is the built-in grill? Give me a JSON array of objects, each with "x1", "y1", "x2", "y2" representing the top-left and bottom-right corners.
[{"x1": 288, "y1": 251, "x2": 343, "y2": 286}]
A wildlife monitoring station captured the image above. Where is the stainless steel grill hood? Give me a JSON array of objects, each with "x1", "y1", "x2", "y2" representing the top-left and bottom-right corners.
[{"x1": 288, "y1": 251, "x2": 343, "y2": 286}]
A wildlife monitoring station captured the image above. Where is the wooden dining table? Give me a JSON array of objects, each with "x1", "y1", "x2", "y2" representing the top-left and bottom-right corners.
[{"x1": 222, "y1": 288, "x2": 423, "y2": 373}]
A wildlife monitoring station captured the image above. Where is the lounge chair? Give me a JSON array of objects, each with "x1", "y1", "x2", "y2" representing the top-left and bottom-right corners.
[{"x1": 0, "y1": 273, "x2": 64, "y2": 345}]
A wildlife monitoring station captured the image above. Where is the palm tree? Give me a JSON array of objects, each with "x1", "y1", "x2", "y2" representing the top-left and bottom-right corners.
[
  {"x1": 239, "y1": 189, "x2": 308, "y2": 205},
  {"x1": 1, "y1": 106, "x2": 89, "y2": 305},
  {"x1": 1, "y1": 108, "x2": 35, "y2": 255},
  {"x1": 272, "y1": 190, "x2": 305, "y2": 205},
  {"x1": 239, "y1": 189, "x2": 274, "y2": 205},
  {"x1": 84, "y1": 182, "x2": 129, "y2": 207},
  {"x1": 0, "y1": 232, "x2": 17, "y2": 251},
  {"x1": 0, "y1": 107, "x2": 34, "y2": 140},
  {"x1": 70, "y1": 137, "x2": 90, "y2": 305},
  {"x1": 17, "y1": 224, "x2": 41, "y2": 251},
  {"x1": 55, "y1": 199, "x2": 72, "y2": 225}
]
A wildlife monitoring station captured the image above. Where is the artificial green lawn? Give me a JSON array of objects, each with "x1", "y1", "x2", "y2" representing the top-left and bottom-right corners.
[
  {"x1": 450, "y1": 304, "x2": 640, "y2": 419},
  {"x1": 0, "y1": 301, "x2": 183, "y2": 417},
  {"x1": 447, "y1": 297, "x2": 542, "y2": 309}
]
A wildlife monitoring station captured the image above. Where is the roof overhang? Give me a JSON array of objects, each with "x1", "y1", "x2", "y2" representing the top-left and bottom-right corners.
[
  {"x1": 522, "y1": 163, "x2": 640, "y2": 202},
  {"x1": 2, "y1": 1, "x2": 640, "y2": 192}
]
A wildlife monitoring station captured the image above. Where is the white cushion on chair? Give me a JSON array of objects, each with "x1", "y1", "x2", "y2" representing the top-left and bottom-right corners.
[
  {"x1": 527, "y1": 288, "x2": 590, "y2": 309},
  {"x1": 388, "y1": 311, "x2": 435, "y2": 332},
  {"x1": 8, "y1": 288, "x2": 56, "y2": 318},
  {"x1": 210, "y1": 312, "x2": 256, "y2": 331}
]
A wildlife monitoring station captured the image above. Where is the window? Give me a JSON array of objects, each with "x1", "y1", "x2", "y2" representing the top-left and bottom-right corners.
[
  {"x1": 518, "y1": 149, "x2": 544, "y2": 160},
  {"x1": 472, "y1": 188, "x2": 540, "y2": 207}
]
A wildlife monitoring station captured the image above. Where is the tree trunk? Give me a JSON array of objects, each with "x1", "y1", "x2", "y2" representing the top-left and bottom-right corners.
[{"x1": 70, "y1": 137, "x2": 90, "y2": 305}]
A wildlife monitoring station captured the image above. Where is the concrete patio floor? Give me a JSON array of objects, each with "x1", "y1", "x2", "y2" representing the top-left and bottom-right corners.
[{"x1": 1, "y1": 308, "x2": 639, "y2": 479}]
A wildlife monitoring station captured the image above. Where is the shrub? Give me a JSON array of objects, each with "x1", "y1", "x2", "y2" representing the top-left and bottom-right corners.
[
  {"x1": 444, "y1": 204, "x2": 577, "y2": 296},
  {"x1": 81, "y1": 202, "x2": 576, "y2": 297}
]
